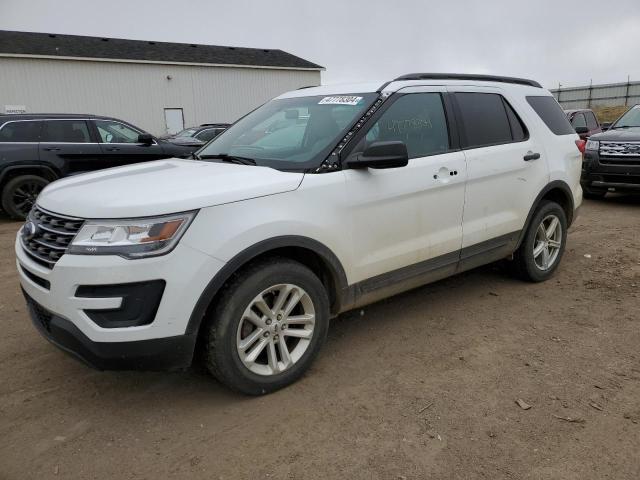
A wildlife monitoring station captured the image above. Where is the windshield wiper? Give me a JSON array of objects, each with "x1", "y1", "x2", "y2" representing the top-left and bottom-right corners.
[
  {"x1": 611, "y1": 125, "x2": 639, "y2": 129},
  {"x1": 190, "y1": 152, "x2": 201, "y2": 160},
  {"x1": 198, "y1": 153, "x2": 256, "y2": 165}
]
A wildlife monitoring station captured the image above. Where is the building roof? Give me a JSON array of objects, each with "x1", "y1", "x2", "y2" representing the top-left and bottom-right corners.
[{"x1": 0, "y1": 30, "x2": 323, "y2": 70}]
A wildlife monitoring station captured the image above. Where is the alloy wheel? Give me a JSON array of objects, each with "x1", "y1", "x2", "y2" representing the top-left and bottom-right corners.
[
  {"x1": 236, "y1": 283, "x2": 315, "y2": 376},
  {"x1": 533, "y1": 214, "x2": 562, "y2": 271},
  {"x1": 12, "y1": 181, "x2": 43, "y2": 217}
]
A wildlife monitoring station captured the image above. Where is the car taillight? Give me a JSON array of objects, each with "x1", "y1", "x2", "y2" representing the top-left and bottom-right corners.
[{"x1": 575, "y1": 139, "x2": 586, "y2": 154}]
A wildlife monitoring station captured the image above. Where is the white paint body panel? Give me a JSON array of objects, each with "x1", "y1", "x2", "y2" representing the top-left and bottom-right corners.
[
  {"x1": 36, "y1": 159, "x2": 304, "y2": 218},
  {"x1": 16, "y1": 78, "x2": 582, "y2": 344}
]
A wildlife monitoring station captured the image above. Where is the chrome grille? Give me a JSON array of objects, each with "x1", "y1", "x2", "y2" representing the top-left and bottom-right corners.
[
  {"x1": 599, "y1": 142, "x2": 640, "y2": 165},
  {"x1": 20, "y1": 206, "x2": 84, "y2": 268}
]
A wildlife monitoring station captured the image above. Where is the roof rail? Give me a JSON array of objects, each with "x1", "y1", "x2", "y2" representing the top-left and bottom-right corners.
[{"x1": 392, "y1": 73, "x2": 542, "y2": 88}]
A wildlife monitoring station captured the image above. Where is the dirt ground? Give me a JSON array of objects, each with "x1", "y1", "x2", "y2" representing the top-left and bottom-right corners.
[{"x1": 0, "y1": 196, "x2": 639, "y2": 480}]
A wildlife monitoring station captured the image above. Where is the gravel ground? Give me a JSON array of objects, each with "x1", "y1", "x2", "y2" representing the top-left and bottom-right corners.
[{"x1": 1, "y1": 196, "x2": 639, "y2": 480}]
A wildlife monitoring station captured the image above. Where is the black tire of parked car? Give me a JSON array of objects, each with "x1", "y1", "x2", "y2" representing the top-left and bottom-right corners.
[
  {"x1": 202, "y1": 257, "x2": 330, "y2": 395},
  {"x1": 582, "y1": 187, "x2": 607, "y2": 200},
  {"x1": 512, "y1": 200, "x2": 568, "y2": 283},
  {"x1": 1, "y1": 174, "x2": 49, "y2": 220}
]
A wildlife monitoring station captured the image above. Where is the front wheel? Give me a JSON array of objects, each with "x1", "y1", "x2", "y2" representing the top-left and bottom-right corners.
[
  {"x1": 513, "y1": 201, "x2": 567, "y2": 282},
  {"x1": 203, "y1": 257, "x2": 330, "y2": 395},
  {"x1": 1, "y1": 175, "x2": 49, "y2": 219}
]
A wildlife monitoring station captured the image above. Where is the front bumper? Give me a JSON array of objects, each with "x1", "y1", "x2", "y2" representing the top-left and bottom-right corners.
[
  {"x1": 24, "y1": 288, "x2": 196, "y2": 370},
  {"x1": 16, "y1": 233, "x2": 225, "y2": 370},
  {"x1": 582, "y1": 151, "x2": 640, "y2": 192}
]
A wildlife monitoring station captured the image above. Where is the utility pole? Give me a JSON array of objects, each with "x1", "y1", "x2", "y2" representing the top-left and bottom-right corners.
[
  {"x1": 625, "y1": 75, "x2": 631, "y2": 106},
  {"x1": 587, "y1": 79, "x2": 593, "y2": 108},
  {"x1": 557, "y1": 82, "x2": 562, "y2": 104}
]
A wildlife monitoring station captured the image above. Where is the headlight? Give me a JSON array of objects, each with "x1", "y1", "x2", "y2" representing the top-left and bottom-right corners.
[
  {"x1": 586, "y1": 139, "x2": 599, "y2": 151},
  {"x1": 68, "y1": 211, "x2": 196, "y2": 259}
]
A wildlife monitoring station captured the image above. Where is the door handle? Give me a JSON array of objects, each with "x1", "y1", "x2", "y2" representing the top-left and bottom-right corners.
[
  {"x1": 43, "y1": 147, "x2": 61, "y2": 152},
  {"x1": 523, "y1": 151, "x2": 541, "y2": 161},
  {"x1": 433, "y1": 168, "x2": 458, "y2": 180},
  {"x1": 106, "y1": 147, "x2": 120, "y2": 152}
]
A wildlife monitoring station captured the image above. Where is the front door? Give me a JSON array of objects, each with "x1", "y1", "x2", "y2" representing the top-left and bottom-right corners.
[
  {"x1": 38, "y1": 119, "x2": 102, "y2": 175},
  {"x1": 93, "y1": 119, "x2": 167, "y2": 168},
  {"x1": 342, "y1": 88, "x2": 467, "y2": 285},
  {"x1": 164, "y1": 108, "x2": 184, "y2": 136}
]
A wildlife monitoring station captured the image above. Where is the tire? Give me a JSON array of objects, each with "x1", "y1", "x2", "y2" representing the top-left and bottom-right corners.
[
  {"x1": 513, "y1": 200, "x2": 567, "y2": 282},
  {"x1": 1, "y1": 175, "x2": 49, "y2": 220},
  {"x1": 203, "y1": 257, "x2": 330, "y2": 395},
  {"x1": 582, "y1": 187, "x2": 607, "y2": 200}
]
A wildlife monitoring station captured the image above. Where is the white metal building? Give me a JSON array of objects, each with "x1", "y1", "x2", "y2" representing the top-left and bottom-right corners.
[{"x1": 0, "y1": 30, "x2": 323, "y2": 135}]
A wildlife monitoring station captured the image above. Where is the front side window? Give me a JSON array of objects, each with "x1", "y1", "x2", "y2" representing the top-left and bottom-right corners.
[
  {"x1": 0, "y1": 121, "x2": 41, "y2": 142},
  {"x1": 456, "y1": 93, "x2": 513, "y2": 148},
  {"x1": 197, "y1": 93, "x2": 378, "y2": 170},
  {"x1": 351, "y1": 93, "x2": 450, "y2": 159},
  {"x1": 95, "y1": 120, "x2": 142, "y2": 143},
  {"x1": 41, "y1": 120, "x2": 91, "y2": 143},
  {"x1": 586, "y1": 112, "x2": 599, "y2": 129},
  {"x1": 571, "y1": 113, "x2": 586, "y2": 128}
]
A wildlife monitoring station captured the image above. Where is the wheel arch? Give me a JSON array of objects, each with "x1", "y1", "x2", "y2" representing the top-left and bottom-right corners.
[
  {"x1": 186, "y1": 236, "x2": 349, "y2": 337},
  {"x1": 0, "y1": 164, "x2": 60, "y2": 189},
  {"x1": 516, "y1": 180, "x2": 575, "y2": 249}
]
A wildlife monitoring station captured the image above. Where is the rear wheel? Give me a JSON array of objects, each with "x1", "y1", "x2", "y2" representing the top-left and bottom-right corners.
[
  {"x1": 203, "y1": 258, "x2": 330, "y2": 395},
  {"x1": 1, "y1": 175, "x2": 49, "y2": 219},
  {"x1": 513, "y1": 201, "x2": 567, "y2": 282}
]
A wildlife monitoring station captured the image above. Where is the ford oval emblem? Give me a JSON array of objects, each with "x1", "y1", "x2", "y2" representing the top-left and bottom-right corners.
[{"x1": 22, "y1": 221, "x2": 38, "y2": 240}]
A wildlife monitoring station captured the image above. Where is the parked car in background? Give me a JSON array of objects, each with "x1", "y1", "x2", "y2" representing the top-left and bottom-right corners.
[
  {"x1": 16, "y1": 73, "x2": 582, "y2": 394},
  {"x1": 162, "y1": 123, "x2": 230, "y2": 148},
  {"x1": 0, "y1": 114, "x2": 196, "y2": 219},
  {"x1": 582, "y1": 104, "x2": 640, "y2": 198},
  {"x1": 565, "y1": 109, "x2": 601, "y2": 139}
]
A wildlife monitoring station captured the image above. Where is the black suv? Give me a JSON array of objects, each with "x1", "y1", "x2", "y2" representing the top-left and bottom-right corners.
[
  {"x1": 582, "y1": 105, "x2": 640, "y2": 198},
  {"x1": 0, "y1": 114, "x2": 196, "y2": 219}
]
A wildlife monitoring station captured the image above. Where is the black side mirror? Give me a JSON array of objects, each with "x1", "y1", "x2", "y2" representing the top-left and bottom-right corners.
[
  {"x1": 574, "y1": 126, "x2": 589, "y2": 135},
  {"x1": 601, "y1": 122, "x2": 612, "y2": 131},
  {"x1": 345, "y1": 141, "x2": 409, "y2": 169},
  {"x1": 138, "y1": 133, "x2": 154, "y2": 145}
]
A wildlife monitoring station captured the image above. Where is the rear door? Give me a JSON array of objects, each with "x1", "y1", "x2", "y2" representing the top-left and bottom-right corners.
[
  {"x1": 38, "y1": 119, "x2": 102, "y2": 175},
  {"x1": 93, "y1": 119, "x2": 167, "y2": 167},
  {"x1": 449, "y1": 87, "x2": 549, "y2": 267}
]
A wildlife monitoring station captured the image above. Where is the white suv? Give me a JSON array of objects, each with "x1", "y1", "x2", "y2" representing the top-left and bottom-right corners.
[{"x1": 16, "y1": 74, "x2": 583, "y2": 394}]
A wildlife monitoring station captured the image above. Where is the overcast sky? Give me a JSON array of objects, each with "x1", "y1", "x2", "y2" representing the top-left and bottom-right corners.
[{"x1": 2, "y1": 0, "x2": 640, "y2": 90}]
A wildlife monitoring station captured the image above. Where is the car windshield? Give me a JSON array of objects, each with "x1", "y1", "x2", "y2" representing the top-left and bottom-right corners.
[
  {"x1": 176, "y1": 128, "x2": 198, "y2": 137},
  {"x1": 613, "y1": 106, "x2": 640, "y2": 128},
  {"x1": 197, "y1": 93, "x2": 378, "y2": 170}
]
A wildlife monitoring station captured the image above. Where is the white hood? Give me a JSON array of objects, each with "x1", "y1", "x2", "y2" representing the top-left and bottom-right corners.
[{"x1": 37, "y1": 159, "x2": 304, "y2": 218}]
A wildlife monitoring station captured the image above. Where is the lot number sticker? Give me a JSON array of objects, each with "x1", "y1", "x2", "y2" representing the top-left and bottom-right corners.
[{"x1": 318, "y1": 96, "x2": 363, "y2": 106}]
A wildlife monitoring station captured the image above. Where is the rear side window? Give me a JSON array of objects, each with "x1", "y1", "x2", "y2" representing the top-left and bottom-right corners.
[
  {"x1": 0, "y1": 121, "x2": 41, "y2": 142},
  {"x1": 455, "y1": 93, "x2": 514, "y2": 148},
  {"x1": 526, "y1": 96, "x2": 575, "y2": 135},
  {"x1": 41, "y1": 120, "x2": 91, "y2": 143},
  {"x1": 356, "y1": 93, "x2": 450, "y2": 159},
  {"x1": 586, "y1": 112, "x2": 599, "y2": 129}
]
